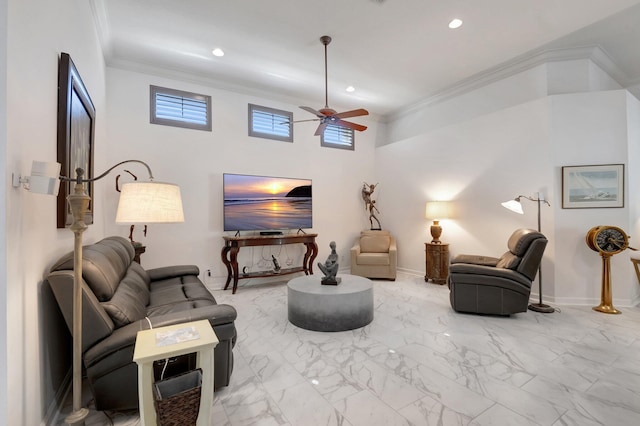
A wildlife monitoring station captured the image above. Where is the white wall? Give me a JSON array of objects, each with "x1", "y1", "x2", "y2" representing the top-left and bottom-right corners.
[
  {"x1": 385, "y1": 52, "x2": 623, "y2": 149},
  {"x1": 376, "y1": 97, "x2": 554, "y2": 277},
  {"x1": 626, "y1": 92, "x2": 640, "y2": 305},
  {"x1": 550, "y1": 90, "x2": 632, "y2": 305},
  {"x1": 1, "y1": 0, "x2": 8, "y2": 422},
  {"x1": 378, "y1": 61, "x2": 638, "y2": 307},
  {"x1": 103, "y1": 67, "x2": 377, "y2": 288},
  {"x1": 384, "y1": 64, "x2": 549, "y2": 146},
  {"x1": 4, "y1": 0, "x2": 106, "y2": 424}
]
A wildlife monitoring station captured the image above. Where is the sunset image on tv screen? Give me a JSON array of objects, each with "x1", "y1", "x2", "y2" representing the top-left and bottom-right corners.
[{"x1": 223, "y1": 174, "x2": 312, "y2": 231}]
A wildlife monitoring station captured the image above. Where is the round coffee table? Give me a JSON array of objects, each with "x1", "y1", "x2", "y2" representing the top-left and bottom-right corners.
[{"x1": 287, "y1": 274, "x2": 374, "y2": 332}]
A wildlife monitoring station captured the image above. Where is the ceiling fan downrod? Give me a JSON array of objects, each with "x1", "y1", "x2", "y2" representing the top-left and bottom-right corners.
[
  {"x1": 320, "y1": 35, "x2": 331, "y2": 110},
  {"x1": 294, "y1": 34, "x2": 368, "y2": 135}
]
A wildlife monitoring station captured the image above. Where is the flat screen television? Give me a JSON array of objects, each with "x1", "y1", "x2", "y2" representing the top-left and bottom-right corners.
[{"x1": 223, "y1": 173, "x2": 312, "y2": 232}]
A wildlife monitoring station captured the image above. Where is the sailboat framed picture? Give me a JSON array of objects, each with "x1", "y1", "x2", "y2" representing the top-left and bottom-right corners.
[{"x1": 562, "y1": 164, "x2": 624, "y2": 209}]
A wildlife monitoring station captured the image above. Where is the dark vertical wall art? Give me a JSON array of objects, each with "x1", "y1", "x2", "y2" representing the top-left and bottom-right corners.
[{"x1": 57, "y1": 52, "x2": 95, "y2": 228}]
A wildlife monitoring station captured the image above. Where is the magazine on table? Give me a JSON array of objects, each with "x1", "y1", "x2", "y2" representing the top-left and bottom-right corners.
[{"x1": 155, "y1": 326, "x2": 200, "y2": 347}]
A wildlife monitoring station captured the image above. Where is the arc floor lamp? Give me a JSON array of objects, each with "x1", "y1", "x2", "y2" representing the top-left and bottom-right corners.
[
  {"x1": 501, "y1": 193, "x2": 554, "y2": 314},
  {"x1": 15, "y1": 159, "x2": 184, "y2": 425}
]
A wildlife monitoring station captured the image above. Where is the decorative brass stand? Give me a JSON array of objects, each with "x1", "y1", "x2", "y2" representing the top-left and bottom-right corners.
[
  {"x1": 593, "y1": 252, "x2": 620, "y2": 314},
  {"x1": 586, "y1": 225, "x2": 637, "y2": 315}
]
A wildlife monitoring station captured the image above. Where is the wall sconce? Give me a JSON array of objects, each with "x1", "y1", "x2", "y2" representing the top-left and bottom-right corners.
[
  {"x1": 16, "y1": 159, "x2": 183, "y2": 425},
  {"x1": 425, "y1": 201, "x2": 453, "y2": 243},
  {"x1": 502, "y1": 192, "x2": 553, "y2": 314},
  {"x1": 12, "y1": 161, "x2": 61, "y2": 195}
]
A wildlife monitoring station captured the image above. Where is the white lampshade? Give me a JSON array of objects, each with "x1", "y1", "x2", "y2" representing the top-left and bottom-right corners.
[
  {"x1": 501, "y1": 199, "x2": 524, "y2": 214},
  {"x1": 425, "y1": 201, "x2": 453, "y2": 220},
  {"x1": 28, "y1": 161, "x2": 61, "y2": 195},
  {"x1": 116, "y1": 181, "x2": 184, "y2": 224}
]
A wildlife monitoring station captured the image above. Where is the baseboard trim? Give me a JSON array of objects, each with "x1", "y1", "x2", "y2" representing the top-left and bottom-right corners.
[
  {"x1": 43, "y1": 368, "x2": 72, "y2": 426},
  {"x1": 538, "y1": 295, "x2": 638, "y2": 308},
  {"x1": 396, "y1": 267, "x2": 425, "y2": 278}
]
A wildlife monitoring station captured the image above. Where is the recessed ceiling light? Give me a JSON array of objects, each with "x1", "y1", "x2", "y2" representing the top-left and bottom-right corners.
[
  {"x1": 346, "y1": 86, "x2": 355, "y2": 93},
  {"x1": 212, "y1": 48, "x2": 225, "y2": 57},
  {"x1": 448, "y1": 18, "x2": 463, "y2": 29}
]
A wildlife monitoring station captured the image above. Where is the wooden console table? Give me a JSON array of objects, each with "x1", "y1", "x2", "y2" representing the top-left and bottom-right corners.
[{"x1": 221, "y1": 233, "x2": 318, "y2": 294}]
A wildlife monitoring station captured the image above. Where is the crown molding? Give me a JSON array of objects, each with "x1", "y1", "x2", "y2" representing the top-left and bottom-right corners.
[
  {"x1": 89, "y1": 3, "x2": 631, "y2": 126},
  {"x1": 89, "y1": 0, "x2": 112, "y2": 59},
  {"x1": 587, "y1": 45, "x2": 630, "y2": 85},
  {"x1": 387, "y1": 45, "x2": 631, "y2": 123}
]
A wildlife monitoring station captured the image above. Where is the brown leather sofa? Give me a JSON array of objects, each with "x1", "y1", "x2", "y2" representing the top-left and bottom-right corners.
[
  {"x1": 448, "y1": 228, "x2": 548, "y2": 315},
  {"x1": 47, "y1": 236, "x2": 237, "y2": 411},
  {"x1": 350, "y1": 230, "x2": 397, "y2": 280}
]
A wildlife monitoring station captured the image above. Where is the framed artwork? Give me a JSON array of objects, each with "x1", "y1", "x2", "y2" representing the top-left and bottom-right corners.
[
  {"x1": 57, "y1": 52, "x2": 96, "y2": 228},
  {"x1": 562, "y1": 164, "x2": 624, "y2": 209}
]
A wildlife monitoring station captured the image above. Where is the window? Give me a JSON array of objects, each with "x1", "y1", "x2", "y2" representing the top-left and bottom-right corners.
[
  {"x1": 321, "y1": 124, "x2": 355, "y2": 150},
  {"x1": 150, "y1": 85, "x2": 212, "y2": 131},
  {"x1": 248, "y1": 104, "x2": 293, "y2": 142}
]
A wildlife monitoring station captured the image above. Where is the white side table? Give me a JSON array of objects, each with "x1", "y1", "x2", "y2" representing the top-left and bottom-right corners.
[{"x1": 133, "y1": 319, "x2": 218, "y2": 426}]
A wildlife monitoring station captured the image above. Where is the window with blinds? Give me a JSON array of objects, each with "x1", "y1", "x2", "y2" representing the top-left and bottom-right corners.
[
  {"x1": 150, "y1": 85, "x2": 212, "y2": 131},
  {"x1": 321, "y1": 124, "x2": 355, "y2": 150},
  {"x1": 248, "y1": 104, "x2": 293, "y2": 142}
]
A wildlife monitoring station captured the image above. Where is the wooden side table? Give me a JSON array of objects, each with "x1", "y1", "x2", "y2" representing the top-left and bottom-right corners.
[
  {"x1": 133, "y1": 319, "x2": 218, "y2": 426},
  {"x1": 425, "y1": 242, "x2": 449, "y2": 284}
]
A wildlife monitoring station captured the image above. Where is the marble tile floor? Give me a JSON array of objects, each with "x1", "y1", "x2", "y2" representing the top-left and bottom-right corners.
[{"x1": 56, "y1": 273, "x2": 640, "y2": 425}]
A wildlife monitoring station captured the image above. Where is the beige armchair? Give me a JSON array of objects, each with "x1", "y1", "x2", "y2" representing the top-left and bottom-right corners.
[{"x1": 350, "y1": 230, "x2": 397, "y2": 280}]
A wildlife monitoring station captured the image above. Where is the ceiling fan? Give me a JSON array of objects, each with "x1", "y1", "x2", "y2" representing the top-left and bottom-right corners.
[{"x1": 297, "y1": 35, "x2": 369, "y2": 136}]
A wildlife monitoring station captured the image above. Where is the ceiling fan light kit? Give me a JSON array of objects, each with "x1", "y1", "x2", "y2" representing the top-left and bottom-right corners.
[{"x1": 295, "y1": 35, "x2": 369, "y2": 136}]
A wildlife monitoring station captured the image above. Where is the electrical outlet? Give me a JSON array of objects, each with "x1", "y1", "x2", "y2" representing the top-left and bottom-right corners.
[{"x1": 203, "y1": 268, "x2": 213, "y2": 285}]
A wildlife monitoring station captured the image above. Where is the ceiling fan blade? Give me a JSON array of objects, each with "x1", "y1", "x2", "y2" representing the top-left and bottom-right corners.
[
  {"x1": 333, "y1": 108, "x2": 369, "y2": 119},
  {"x1": 314, "y1": 122, "x2": 328, "y2": 136},
  {"x1": 300, "y1": 106, "x2": 324, "y2": 118},
  {"x1": 335, "y1": 119, "x2": 368, "y2": 132}
]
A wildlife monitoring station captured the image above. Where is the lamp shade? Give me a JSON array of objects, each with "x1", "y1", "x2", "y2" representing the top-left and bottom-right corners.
[
  {"x1": 501, "y1": 199, "x2": 524, "y2": 214},
  {"x1": 425, "y1": 201, "x2": 453, "y2": 220},
  {"x1": 116, "y1": 181, "x2": 184, "y2": 224},
  {"x1": 28, "y1": 161, "x2": 61, "y2": 195}
]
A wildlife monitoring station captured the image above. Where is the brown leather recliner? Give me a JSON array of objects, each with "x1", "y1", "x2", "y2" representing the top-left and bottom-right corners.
[
  {"x1": 448, "y1": 228, "x2": 548, "y2": 315},
  {"x1": 47, "y1": 236, "x2": 237, "y2": 411}
]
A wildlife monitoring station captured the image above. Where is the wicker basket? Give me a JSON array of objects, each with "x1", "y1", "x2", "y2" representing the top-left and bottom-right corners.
[{"x1": 153, "y1": 368, "x2": 203, "y2": 426}]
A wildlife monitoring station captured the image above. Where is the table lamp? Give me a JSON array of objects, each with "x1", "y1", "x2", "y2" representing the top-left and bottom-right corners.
[{"x1": 425, "y1": 201, "x2": 453, "y2": 243}]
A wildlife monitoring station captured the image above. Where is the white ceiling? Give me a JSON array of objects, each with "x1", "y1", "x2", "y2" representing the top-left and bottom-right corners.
[{"x1": 92, "y1": 0, "x2": 640, "y2": 118}]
